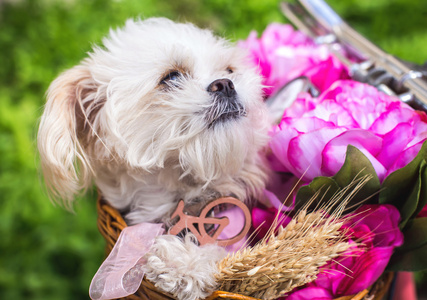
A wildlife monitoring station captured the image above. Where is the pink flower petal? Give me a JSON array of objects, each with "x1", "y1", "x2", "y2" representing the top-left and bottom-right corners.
[
  {"x1": 281, "y1": 117, "x2": 336, "y2": 133},
  {"x1": 306, "y1": 98, "x2": 358, "y2": 128},
  {"x1": 321, "y1": 129, "x2": 385, "y2": 178},
  {"x1": 286, "y1": 287, "x2": 333, "y2": 300},
  {"x1": 408, "y1": 116, "x2": 427, "y2": 147},
  {"x1": 267, "y1": 151, "x2": 289, "y2": 172},
  {"x1": 313, "y1": 268, "x2": 347, "y2": 294},
  {"x1": 251, "y1": 207, "x2": 291, "y2": 241},
  {"x1": 251, "y1": 207, "x2": 275, "y2": 240},
  {"x1": 269, "y1": 126, "x2": 299, "y2": 173},
  {"x1": 282, "y1": 95, "x2": 317, "y2": 119},
  {"x1": 296, "y1": 205, "x2": 404, "y2": 298},
  {"x1": 288, "y1": 127, "x2": 346, "y2": 180},
  {"x1": 321, "y1": 81, "x2": 395, "y2": 129},
  {"x1": 386, "y1": 141, "x2": 425, "y2": 176},
  {"x1": 265, "y1": 174, "x2": 301, "y2": 210},
  {"x1": 326, "y1": 205, "x2": 403, "y2": 295},
  {"x1": 370, "y1": 104, "x2": 419, "y2": 135},
  {"x1": 376, "y1": 123, "x2": 413, "y2": 169},
  {"x1": 304, "y1": 56, "x2": 349, "y2": 91},
  {"x1": 264, "y1": 189, "x2": 294, "y2": 211},
  {"x1": 350, "y1": 205, "x2": 403, "y2": 247},
  {"x1": 337, "y1": 247, "x2": 394, "y2": 295},
  {"x1": 238, "y1": 24, "x2": 348, "y2": 96}
]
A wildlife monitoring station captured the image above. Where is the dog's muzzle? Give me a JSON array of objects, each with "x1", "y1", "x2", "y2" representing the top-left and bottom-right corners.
[{"x1": 205, "y1": 78, "x2": 246, "y2": 128}]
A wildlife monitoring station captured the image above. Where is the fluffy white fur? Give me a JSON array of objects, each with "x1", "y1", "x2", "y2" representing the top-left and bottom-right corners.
[
  {"x1": 144, "y1": 234, "x2": 226, "y2": 300},
  {"x1": 38, "y1": 18, "x2": 270, "y2": 299}
]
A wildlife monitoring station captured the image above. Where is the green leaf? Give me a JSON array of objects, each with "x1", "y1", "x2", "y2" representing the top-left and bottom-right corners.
[
  {"x1": 398, "y1": 218, "x2": 427, "y2": 252},
  {"x1": 333, "y1": 145, "x2": 381, "y2": 201},
  {"x1": 380, "y1": 141, "x2": 427, "y2": 228},
  {"x1": 295, "y1": 177, "x2": 340, "y2": 211},
  {"x1": 295, "y1": 145, "x2": 380, "y2": 212},
  {"x1": 387, "y1": 218, "x2": 427, "y2": 271},
  {"x1": 416, "y1": 161, "x2": 427, "y2": 217},
  {"x1": 387, "y1": 242, "x2": 427, "y2": 272}
]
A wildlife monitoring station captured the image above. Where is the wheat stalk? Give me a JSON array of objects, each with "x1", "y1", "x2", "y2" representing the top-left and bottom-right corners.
[{"x1": 216, "y1": 174, "x2": 372, "y2": 299}]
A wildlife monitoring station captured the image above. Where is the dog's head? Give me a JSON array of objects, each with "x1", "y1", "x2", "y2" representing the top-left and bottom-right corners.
[{"x1": 38, "y1": 18, "x2": 269, "y2": 211}]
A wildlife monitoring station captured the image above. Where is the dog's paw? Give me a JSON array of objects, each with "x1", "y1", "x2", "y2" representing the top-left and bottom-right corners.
[{"x1": 143, "y1": 234, "x2": 226, "y2": 300}]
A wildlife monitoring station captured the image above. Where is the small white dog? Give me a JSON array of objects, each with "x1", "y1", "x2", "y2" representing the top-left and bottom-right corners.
[{"x1": 38, "y1": 18, "x2": 270, "y2": 299}]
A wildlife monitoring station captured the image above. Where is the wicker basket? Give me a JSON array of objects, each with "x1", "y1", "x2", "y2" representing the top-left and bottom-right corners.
[{"x1": 96, "y1": 197, "x2": 394, "y2": 300}]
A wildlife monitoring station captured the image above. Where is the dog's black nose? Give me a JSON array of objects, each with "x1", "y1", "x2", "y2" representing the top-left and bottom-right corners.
[{"x1": 207, "y1": 79, "x2": 236, "y2": 98}]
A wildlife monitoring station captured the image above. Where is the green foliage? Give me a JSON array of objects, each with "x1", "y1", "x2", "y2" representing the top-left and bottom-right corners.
[
  {"x1": 380, "y1": 141, "x2": 427, "y2": 227},
  {"x1": 1, "y1": 0, "x2": 426, "y2": 299},
  {"x1": 381, "y1": 141, "x2": 427, "y2": 271},
  {"x1": 388, "y1": 218, "x2": 427, "y2": 272},
  {"x1": 295, "y1": 145, "x2": 380, "y2": 212}
]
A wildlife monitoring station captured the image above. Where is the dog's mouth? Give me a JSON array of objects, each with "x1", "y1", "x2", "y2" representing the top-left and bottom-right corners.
[{"x1": 205, "y1": 96, "x2": 247, "y2": 128}]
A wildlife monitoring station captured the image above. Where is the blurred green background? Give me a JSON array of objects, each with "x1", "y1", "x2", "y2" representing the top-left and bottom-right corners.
[{"x1": 1, "y1": 0, "x2": 427, "y2": 299}]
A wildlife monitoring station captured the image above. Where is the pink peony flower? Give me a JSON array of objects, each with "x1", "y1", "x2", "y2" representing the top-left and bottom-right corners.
[
  {"x1": 269, "y1": 80, "x2": 427, "y2": 182},
  {"x1": 286, "y1": 204, "x2": 403, "y2": 299},
  {"x1": 238, "y1": 23, "x2": 349, "y2": 96},
  {"x1": 252, "y1": 206, "x2": 292, "y2": 241}
]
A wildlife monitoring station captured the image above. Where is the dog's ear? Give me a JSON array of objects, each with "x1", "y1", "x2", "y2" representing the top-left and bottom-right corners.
[{"x1": 38, "y1": 64, "x2": 98, "y2": 209}]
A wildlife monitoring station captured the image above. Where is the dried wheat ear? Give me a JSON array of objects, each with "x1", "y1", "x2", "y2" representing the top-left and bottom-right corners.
[{"x1": 216, "y1": 175, "x2": 371, "y2": 300}]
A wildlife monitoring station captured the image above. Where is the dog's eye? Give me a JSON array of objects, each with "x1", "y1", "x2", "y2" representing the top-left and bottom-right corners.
[
  {"x1": 226, "y1": 67, "x2": 234, "y2": 74},
  {"x1": 161, "y1": 71, "x2": 182, "y2": 84}
]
